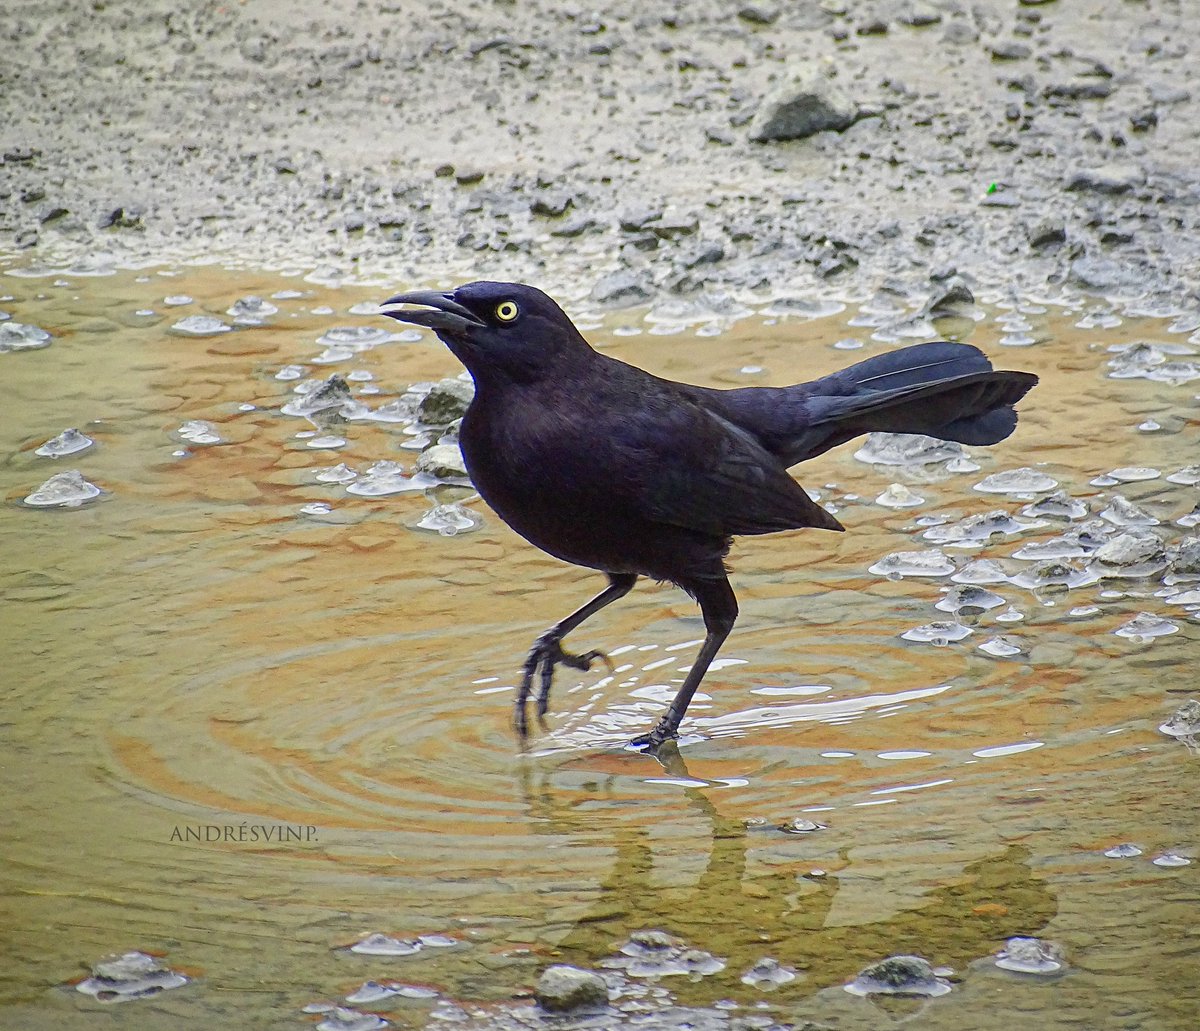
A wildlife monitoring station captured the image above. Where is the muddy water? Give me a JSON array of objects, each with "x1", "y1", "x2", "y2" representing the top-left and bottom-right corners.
[{"x1": 1, "y1": 265, "x2": 1197, "y2": 1030}]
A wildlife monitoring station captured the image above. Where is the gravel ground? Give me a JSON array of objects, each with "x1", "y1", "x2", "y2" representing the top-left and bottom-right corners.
[{"x1": 2, "y1": 0, "x2": 1199, "y2": 308}]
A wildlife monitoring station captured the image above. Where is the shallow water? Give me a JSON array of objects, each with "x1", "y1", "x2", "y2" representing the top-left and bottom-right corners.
[{"x1": 1, "y1": 265, "x2": 1197, "y2": 1030}]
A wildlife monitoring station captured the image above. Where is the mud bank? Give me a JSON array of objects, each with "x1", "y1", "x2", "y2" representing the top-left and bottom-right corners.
[{"x1": 3, "y1": 0, "x2": 1199, "y2": 305}]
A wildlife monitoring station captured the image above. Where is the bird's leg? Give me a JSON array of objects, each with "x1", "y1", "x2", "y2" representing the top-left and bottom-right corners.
[
  {"x1": 629, "y1": 576, "x2": 738, "y2": 751},
  {"x1": 514, "y1": 573, "x2": 637, "y2": 736}
]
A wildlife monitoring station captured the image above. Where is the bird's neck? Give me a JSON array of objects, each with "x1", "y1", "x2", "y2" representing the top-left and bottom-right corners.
[{"x1": 454, "y1": 339, "x2": 597, "y2": 393}]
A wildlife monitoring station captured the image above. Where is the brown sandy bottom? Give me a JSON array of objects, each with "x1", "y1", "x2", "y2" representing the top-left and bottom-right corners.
[{"x1": 1, "y1": 264, "x2": 1197, "y2": 1030}]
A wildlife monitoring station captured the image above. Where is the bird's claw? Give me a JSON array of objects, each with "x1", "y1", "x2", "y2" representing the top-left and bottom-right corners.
[
  {"x1": 628, "y1": 719, "x2": 679, "y2": 752},
  {"x1": 513, "y1": 631, "x2": 610, "y2": 735}
]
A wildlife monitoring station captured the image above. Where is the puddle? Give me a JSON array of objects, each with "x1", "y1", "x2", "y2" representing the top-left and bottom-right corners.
[{"x1": 1, "y1": 264, "x2": 1197, "y2": 1030}]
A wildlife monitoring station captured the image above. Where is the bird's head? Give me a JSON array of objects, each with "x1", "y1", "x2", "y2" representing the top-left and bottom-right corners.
[{"x1": 378, "y1": 281, "x2": 590, "y2": 382}]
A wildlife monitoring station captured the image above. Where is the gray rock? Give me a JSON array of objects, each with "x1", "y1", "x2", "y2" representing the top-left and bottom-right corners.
[
  {"x1": 748, "y1": 68, "x2": 859, "y2": 143},
  {"x1": 1065, "y1": 164, "x2": 1143, "y2": 194},
  {"x1": 454, "y1": 166, "x2": 485, "y2": 185},
  {"x1": 619, "y1": 207, "x2": 664, "y2": 232},
  {"x1": 942, "y1": 20, "x2": 980, "y2": 44},
  {"x1": 678, "y1": 241, "x2": 725, "y2": 268},
  {"x1": 418, "y1": 378, "x2": 475, "y2": 426},
  {"x1": 1070, "y1": 254, "x2": 1146, "y2": 292},
  {"x1": 738, "y1": 3, "x2": 780, "y2": 25},
  {"x1": 990, "y1": 41, "x2": 1031, "y2": 60},
  {"x1": 646, "y1": 215, "x2": 699, "y2": 239},
  {"x1": 550, "y1": 214, "x2": 601, "y2": 238},
  {"x1": 1030, "y1": 221, "x2": 1067, "y2": 249},
  {"x1": 534, "y1": 965, "x2": 608, "y2": 1012},
  {"x1": 590, "y1": 269, "x2": 653, "y2": 305},
  {"x1": 927, "y1": 277, "x2": 975, "y2": 317},
  {"x1": 530, "y1": 191, "x2": 573, "y2": 217},
  {"x1": 899, "y1": 4, "x2": 942, "y2": 26},
  {"x1": 1045, "y1": 79, "x2": 1113, "y2": 100},
  {"x1": 415, "y1": 443, "x2": 468, "y2": 479}
]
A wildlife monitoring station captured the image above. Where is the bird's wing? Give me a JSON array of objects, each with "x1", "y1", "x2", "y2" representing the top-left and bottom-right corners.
[{"x1": 608, "y1": 390, "x2": 844, "y2": 537}]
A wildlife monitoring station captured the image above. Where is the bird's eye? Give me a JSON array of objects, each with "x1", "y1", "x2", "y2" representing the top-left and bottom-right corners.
[{"x1": 495, "y1": 300, "x2": 519, "y2": 322}]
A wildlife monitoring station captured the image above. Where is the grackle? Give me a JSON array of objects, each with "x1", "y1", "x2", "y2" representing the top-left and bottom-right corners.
[{"x1": 381, "y1": 281, "x2": 1037, "y2": 750}]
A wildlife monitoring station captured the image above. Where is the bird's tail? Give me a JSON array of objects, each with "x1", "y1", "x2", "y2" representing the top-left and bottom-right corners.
[{"x1": 712, "y1": 342, "x2": 1038, "y2": 467}]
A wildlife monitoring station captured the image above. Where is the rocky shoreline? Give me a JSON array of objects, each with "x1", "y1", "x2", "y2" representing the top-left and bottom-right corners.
[{"x1": 4, "y1": 0, "x2": 1199, "y2": 308}]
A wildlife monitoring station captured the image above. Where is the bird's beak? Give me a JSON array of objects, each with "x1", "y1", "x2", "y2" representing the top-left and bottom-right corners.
[{"x1": 378, "y1": 290, "x2": 486, "y2": 332}]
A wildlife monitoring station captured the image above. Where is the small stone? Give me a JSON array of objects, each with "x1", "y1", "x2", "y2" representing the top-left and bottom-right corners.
[
  {"x1": 899, "y1": 4, "x2": 942, "y2": 27},
  {"x1": 590, "y1": 270, "x2": 653, "y2": 306},
  {"x1": 1065, "y1": 164, "x2": 1143, "y2": 195},
  {"x1": 748, "y1": 68, "x2": 859, "y2": 143},
  {"x1": 417, "y1": 378, "x2": 474, "y2": 425},
  {"x1": 415, "y1": 443, "x2": 468, "y2": 479},
  {"x1": 535, "y1": 966, "x2": 608, "y2": 1012},
  {"x1": 619, "y1": 207, "x2": 664, "y2": 233},
  {"x1": 530, "y1": 191, "x2": 573, "y2": 217},
  {"x1": 738, "y1": 3, "x2": 780, "y2": 25}
]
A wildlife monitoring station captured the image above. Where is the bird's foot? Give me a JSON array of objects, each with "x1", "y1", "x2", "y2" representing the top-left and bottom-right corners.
[
  {"x1": 628, "y1": 718, "x2": 680, "y2": 753},
  {"x1": 513, "y1": 630, "x2": 612, "y2": 736}
]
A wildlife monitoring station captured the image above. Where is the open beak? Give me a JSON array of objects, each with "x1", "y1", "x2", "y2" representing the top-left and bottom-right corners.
[{"x1": 378, "y1": 290, "x2": 485, "y2": 333}]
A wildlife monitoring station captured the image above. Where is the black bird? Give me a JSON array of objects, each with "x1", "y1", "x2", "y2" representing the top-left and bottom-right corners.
[{"x1": 380, "y1": 281, "x2": 1037, "y2": 750}]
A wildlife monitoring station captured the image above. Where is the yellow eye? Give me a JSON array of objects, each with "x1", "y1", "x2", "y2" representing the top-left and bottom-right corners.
[{"x1": 495, "y1": 300, "x2": 519, "y2": 322}]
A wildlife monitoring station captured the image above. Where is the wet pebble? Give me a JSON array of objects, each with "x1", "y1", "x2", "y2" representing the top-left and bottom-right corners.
[
  {"x1": 1166, "y1": 465, "x2": 1200, "y2": 486},
  {"x1": 869, "y1": 549, "x2": 955, "y2": 578},
  {"x1": 412, "y1": 503, "x2": 481, "y2": 536},
  {"x1": 1100, "y1": 495, "x2": 1159, "y2": 527},
  {"x1": 1010, "y1": 560, "x2": 1099, "y2": 590},
  {"x1": 901, "y1": 621, "x2": 973, "y2": 644},
  {"x1": 0, "y1": 321, "x2": 52, "y2": 351},
  {"x1": 603, "y1": 931, "x2": 725, "y2": 979},
  {"x1": 1108, "y1": 466, "x2": 1160, "y2": 483},
  {"x1": 315, "y1": 463, "x2": 358, "y2": 484},
  {"x1": 923, "y1": 509, "x2": 1034, "y2": 544},
  {"x1": 169, "y1": 314, "x2": 231, "y2": 336},
  {"x1": 75, "y1": 951, "x2": 188, "y2": 1004},
  {"x1": 227, "y1": 295, "x2": 278, "y2": 319},
  {"x1": 1159, "y1": 698, "x2": 1200, "y2": 738},
  {"x1": 177, "y1": 420, "x2": 221, "y2": 445},
  {"x1": 740, "y1": 958, "x2": 797, "y2": 989},
  {"x1": 317, "y1": 325, "x2": 397, "y2": 349},
  {"x1": 951, "y1": 558, "x2": 1010, "y2": 584},
  {"x1": 345, "y1": 981, "x2": 400, "y2": 1005},
  {"x1": 414, "y1": 443, "x2": 468, "y2": 479},
  {"x1": 844, "y1": 955, "x2": 951, "y2": 997},
  {"x1": 1114, "y1": 612, "x2": 1179, "y2": 640},
  {"x1": 349, "y1": 933, "x2": 423, "y2": 957},
  {"x1": 1151, "y1": 852, "x2": 1192, "y2": 868},
  {"x1": 936, "y1": 585, "x2": 1006, "y2": 613},
  {"x1": 1012, "y1": 537, "x2": 1088, "y2": 561},
  {"x1": 1092, "y1": 530, "x2": 1168, "y2": 576},
  {"x1": 875, "y1": 483, "x2": 925, "y2": 508},
  {"x1": 1021, "y1": 490, "x2": 1089, "y2": 520},
  {"x1": 417, "y1": 378, "x2": 474, "y2": 426},
  {"x1": 854, "y1": 432, "x2": 963, "y2": 466},
  {"x1": 779, "y1": 817, "x2": 825, "y2": 834},
  {"x1": 24, "y1": 469, "x2": 101, "y2": 507},
  {"x1": 974, "y1": 467, "x2": 1058, "y2": 494},
  {"x1": 978, "y1": 635, "x2": 1024, "y2": 657},
  {"x1": 534, "y1": 965, "x2": 608, "y2": 1011},
  {"x1": 282, "y1": 374, "x2": 358, "y2": 424},
  {"x1": 346, "y1": 462, "x2": 431, "y2": 497},
  {"x1": 317, "y1": 1008, "x2": 389, "y2": 1031},
  {"x1": 994, "y1": 937, "x2": 1064, "y2": 975},
  {"x1": 35, "y1": 427, "x2": 93, "y2": 458}
]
